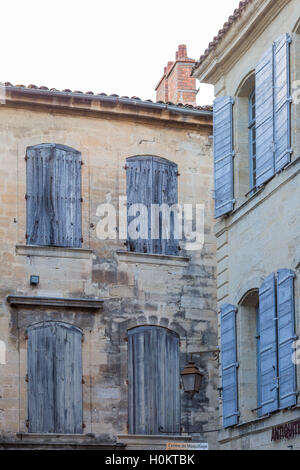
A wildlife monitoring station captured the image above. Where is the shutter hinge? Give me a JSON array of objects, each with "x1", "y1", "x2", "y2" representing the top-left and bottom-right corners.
[
  {"x1": 24, "y1": 332, "x2": 28, "y2": 340},
  {"x1": 80, "y1": 197, "x2": 83, "y2": 203},
  {"x1": 24, "y1": 155, "x2": 28, "y2": 161},
  {"x1": 176, "y1": 171, "x2": 180, "y2": 177},
  {"x1": 124, "y1": 336, "x2": 128, "y2": 342},
  {"x1": 125, "y1": 379, "x2": 129, "y2": 385},
  {"x1": 25, "y1": 374, "x2": 29, "y2": 382},
  {"x1": 81, "y1": 333, "x2": 85, "y2": 343},
  {"x1": 123, "y1": 164, "x2": 128, "y2": 170},
  {"x1": 25, "y1": 233, "x2": 28, "y2": 240},
  {"x1": 25, "y1": 194, "x2": 28, "y2": 200},
  {"x1": 82, "y1": 377, "x2": 85, "y2": 385},
  {"x1": 82, "y1": 423, "x2": 86, "y2": 429},
  {"x1": 81, "y1": 237, "x2": 83, "y2": 243},
  {"x1": 81, "y1": 161, "x2": 84, "y2": 166},
  {"x1": 26, "y1": 419, "x2": 29, "y2": 428}
]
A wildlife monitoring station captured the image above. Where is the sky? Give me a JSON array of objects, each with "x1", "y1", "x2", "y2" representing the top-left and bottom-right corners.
[{"x1": 0, "y1": 0, "x2": 240, "y2": 105}]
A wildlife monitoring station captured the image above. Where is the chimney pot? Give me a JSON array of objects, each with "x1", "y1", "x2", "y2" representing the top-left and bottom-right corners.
[{"x1": 155, "y1": 45, "x2": 197, "y2": 106}]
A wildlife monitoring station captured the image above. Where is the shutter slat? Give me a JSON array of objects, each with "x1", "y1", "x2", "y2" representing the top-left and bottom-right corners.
[
  {"x1": 277, "y1": 268, "x2": 297, "y2": 409},
  {"x1": 220, "y1": 304, "x2": 239, "y2": 427},
  {"x1": 274, "y1": 34, "x2": 292, "y2": 171},
  {"x1": 213, "y1": 97, "x2": 234, "y2": 218},
  {"x1": 258, "y1": 273, "x2": 279, "y2": 415},
  {"x1": 255, "y1": 46, "x2": 275, "y2": 187}
]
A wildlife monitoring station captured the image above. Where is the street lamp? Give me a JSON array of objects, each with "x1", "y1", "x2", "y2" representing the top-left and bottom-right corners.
[{"x1": 180, "y1": 360, "x2": 204, "y2": 398}]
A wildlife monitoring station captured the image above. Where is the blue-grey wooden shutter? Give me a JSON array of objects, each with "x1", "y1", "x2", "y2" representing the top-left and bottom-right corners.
[
  {"x1": 152, "y1": 157, "x2": 178, "y2": 255},
  {"x1": 277, "y1": 269, "x2": 297, "y2": 409},
  {"x1": 220, "y1": 304, "x2": 239, "y2": 427},
  {"x1": 126, "y1": 156, "x2": 152, "y2": 254},
  {"x1": 128, "y1": 326, "x2": 180, "y2": 435},
  {"x1": 258, "y1": 273, "x2": 279, "y2": 415},
  {"x1": 126, "y1": 156, "x2": 178, "y2": 255},
  {"x1": 213, "y1": 97, "x2": 234, "y2": 218},
  {"x1": 26, "y1": 143, "x2": 82, "y2": 248},
  {"x1": 27, "y1": 321, "x2": 83, "y2": 434},
  {"x1": 255, "y1": 46, "x2": 275, "y2": 187},
  {"x1": 274, "y1": 34, "x2": 292, "y2": 172}
]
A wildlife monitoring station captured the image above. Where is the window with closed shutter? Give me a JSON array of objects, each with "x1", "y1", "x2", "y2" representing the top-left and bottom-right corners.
[
  {"x1": 127, "y1": 326, "x2": 180, "y2": 435},
  {"x1": 126, "y1": 156, "x2": 178, "y2": 255},
  {"x1": 255, "y1": 34, "x2": 292, "y2": 187},
  {"x1": 26, "y1": 143, "x2": 82, "y2": 248},
  {"x1": 27, "y1": 321, "x2": 83, "y2": 434},
  {"x1": 256, "y1": 270, "x2": 297, "y2": 416}
]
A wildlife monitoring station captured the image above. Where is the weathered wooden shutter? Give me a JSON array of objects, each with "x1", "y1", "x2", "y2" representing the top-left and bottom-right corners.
[
  {"x1": 126, "y1": 156, "x2": 178, "y2": 255},
  {"x1": 258, "y1": 273, "x2": 278, "y2": 415},
  {"x1": 27, "y1": 321, "x2": 83, "y2": 434},
  {"x1": 128, "y1": 326, "x2": 180, "y2": 435},
  {"x1": 126, "y1": 156, "x2": 152, "y2": 254},
  {"x1": 255, "y1": 46, "x2": 275, "y2": 187},
  {"x1": 220, "y1": 304, "x2": 239, "y2": 427},
  {"x1": 152, "y1": 157, "x2": 178, "y2": 255},
  {"x1": 213, "y1": 97, "x2": 235, "y2": 218},
  {"x1": 274, "y1": 34, "x2": 292, "y2": 172},
  {"x1": 277, "y1": 269, "x2": 297, "y2": 409},
  {"x1": 26, "y1": 144, "x2": 82, "y2": 247}
]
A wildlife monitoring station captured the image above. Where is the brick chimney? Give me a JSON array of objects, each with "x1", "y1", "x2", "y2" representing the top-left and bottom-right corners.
[{"x1": 155, "y1": 45, "x2": 198, "y2": 106}]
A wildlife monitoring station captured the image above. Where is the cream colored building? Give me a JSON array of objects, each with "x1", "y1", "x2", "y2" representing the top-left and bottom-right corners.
[
  {"x1": 0, "y1": 79, "x2": 219, "y2": 449},
  {"x1": 193, "y1": 0, "x2": 300, "y2": 450}
]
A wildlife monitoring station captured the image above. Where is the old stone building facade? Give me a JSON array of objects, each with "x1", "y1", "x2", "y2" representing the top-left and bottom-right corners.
[
  {"x1": 0, "y1": 66, "x2": 219, "y2": 449},
  {"x1": 193, "y1": 0, "x2": 300, "y2": 450}
]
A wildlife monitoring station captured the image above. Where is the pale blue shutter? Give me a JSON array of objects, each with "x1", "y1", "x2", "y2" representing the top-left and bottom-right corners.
[
  {"x1": 258, "y1": 273, "x2": 278, "y2": 415},
  {"x1": 274, "y1": 34, "x2": 292, "y2": 171},
  {"x1": 220, "y1": 304, "x2": 239, "y2": 427},
  {"x1": 213, "y1": 97, "x2": 234, "y2": 218},
  {"x1": 255, "y1": 46, "x2": 275, "y2": 187},
  {"x1": 277, "y1": 269, "x2": 297, "y2": 409}
]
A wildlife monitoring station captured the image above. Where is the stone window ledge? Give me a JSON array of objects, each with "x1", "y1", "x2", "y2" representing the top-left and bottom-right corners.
[
  {"x1": 16, "y1": 432, "x2": 95, "y2": 441},
  {"x1": 7, "y1": 295, "x2": 104, "y2": 309},
  {"x1": 16, "y1": 244, "x2": 93, "y2": 260},
  {"x1": 116, "y1": 250, "x2": 190, "y2": 267}
]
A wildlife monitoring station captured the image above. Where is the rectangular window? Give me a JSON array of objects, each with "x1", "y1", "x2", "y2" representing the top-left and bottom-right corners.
[
  {"x1": 26, "y1": 143, "x2": 82, "y2": 248},
  {"x1": 27, "y1": 321, "x2": 83, "y2": 434},
  {"x1": 126, "y1": 156, "x2": 179, "y2": 255}
]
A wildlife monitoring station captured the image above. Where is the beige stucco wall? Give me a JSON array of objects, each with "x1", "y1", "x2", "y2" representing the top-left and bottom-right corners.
[
  {"x1": 0, "y1": 96, "x2": 219, "y2": 448},
  {"x1": 195, "y1": 0, "x2": 300, "y2": 450}
]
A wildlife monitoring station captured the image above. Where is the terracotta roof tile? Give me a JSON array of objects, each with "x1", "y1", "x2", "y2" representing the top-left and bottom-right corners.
[
  {"x1": 193, "y1": 0, "x2": 253, "y2": 72},
  {"x1": 0, "y1": 81, "x2": 212, "y2": 113}
]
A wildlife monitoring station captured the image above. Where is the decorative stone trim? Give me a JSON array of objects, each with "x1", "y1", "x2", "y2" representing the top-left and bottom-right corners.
[
  {"x1": 116, "y1": 250, "x2": 190, "y2": 267},
  {"x1": 16, "y1": 244, "x2": 93, "y2": 260},
  {"x1": 7, "y1": 295, "x2": 104, "y2": 309}
]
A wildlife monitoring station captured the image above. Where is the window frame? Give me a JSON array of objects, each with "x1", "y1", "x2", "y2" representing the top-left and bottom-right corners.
[{"x1": 248, "y1": 89, "x2": 257, "y2": 192}]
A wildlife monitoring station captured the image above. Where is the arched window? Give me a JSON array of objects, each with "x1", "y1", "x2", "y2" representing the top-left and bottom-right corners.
[
  {"x1": 27, "y1": 321, "x2": 83, "y2": 434},
  {"x1": 248, "y1": 89, "x2": 256, "y2": 191},
  {"x1": 26, "y1": 143, "x2": 82, "y2": 247},
  {"x1": 126, "y1": 156, "x2": 179, "y2": 255},
  {"x1": 127, "y1": 325, "x2": 180, "y2": 435}
]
